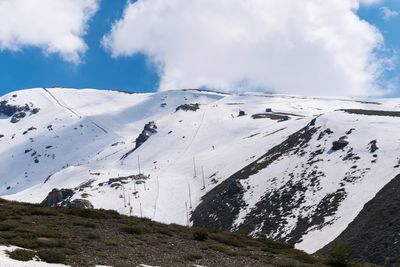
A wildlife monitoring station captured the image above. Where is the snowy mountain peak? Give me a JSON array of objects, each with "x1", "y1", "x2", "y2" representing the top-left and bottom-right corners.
[{"x1": 2, "y1": 87, "x2": 400, "y2": 259}]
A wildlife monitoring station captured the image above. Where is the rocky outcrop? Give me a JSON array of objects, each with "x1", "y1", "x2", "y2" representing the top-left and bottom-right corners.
[
  {"x1": 42, "y1": 188, "x2": 93, "y2": 209},
  {"x1": 42, "y1": 188, "x2": 74, "y2": 207},
  {"x1": 0, "y1": 100, "x2": 40, "y2": 123},
  {"x1": 368, "y1": 140, "x2": 378, "y2": 153},
  {"x1": 67, "y1": 199, "x2": 94, "y2": 209},
  {"x1": 176, "y1": 103, "x2": 200, "y2": 112},
  {"x1": 192, "y1": 119, "x2": 331, "y2": 243},
  {"x1": 120, "y1": 122, "x2": 158, "y2": 160},
  {"x1": 332, "y1": 138, "x2": 349, "y2": 151}
]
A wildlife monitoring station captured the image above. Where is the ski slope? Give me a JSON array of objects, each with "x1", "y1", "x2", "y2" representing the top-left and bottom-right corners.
[{"x1": 1, "y1": 87, "x2": 400, "y2": 253}]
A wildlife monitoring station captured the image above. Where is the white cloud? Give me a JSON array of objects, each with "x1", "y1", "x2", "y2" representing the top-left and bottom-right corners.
[
  {"x1": 381, "y1": 6, "x2": 398, "y2": 21},
  {"x1": 103, "y1": 0, "x2": 389, "y2": 96},
  {"x1": 0, "y1": 0, "x2": 99, "y2": 63}
]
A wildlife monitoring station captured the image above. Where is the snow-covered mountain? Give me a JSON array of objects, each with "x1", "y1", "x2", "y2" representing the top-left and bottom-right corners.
[{"x1": 1, "y1": 88, "x2": 400, "y2": 259}]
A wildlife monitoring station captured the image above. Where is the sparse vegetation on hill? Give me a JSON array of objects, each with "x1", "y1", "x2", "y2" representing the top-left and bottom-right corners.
[{"x1": 0, "y1": 198, "x2": 376, "y2": 267}]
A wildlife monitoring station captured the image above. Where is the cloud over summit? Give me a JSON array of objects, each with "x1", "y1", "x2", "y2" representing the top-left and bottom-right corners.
[
  {"x1": 0, "y1": 0, "x2": 99, "y2": 63},
  {"x1": 103, "y1": 0, "x2": 388, "y2": 96}
]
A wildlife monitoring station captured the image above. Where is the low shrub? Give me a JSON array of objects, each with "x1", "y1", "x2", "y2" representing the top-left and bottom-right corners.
[
  {"x1": 328, "y1": 243, "x2": 352, "y2": 267},
  {"x1": 0, "y1": 222, "x2": 16, "y2": 231},
  {"x1": 37, "y1": 249, "x2": 66, "y2": 263},
  {"x1": 36, "y1": 237, "x2": 65, "y2": 248},
  {"x1": 120, "y1": 225, "x2": 144, "y2": 235},
  {"x1": 210, "y1": 233, "x2": 243, "y2": 247},
  {"x1": 30, "y1": 208, "x2": 58, "y2": 216},
  {"x1": 7, "y1": 248, "x2": 36, "y2": 261},
  {"x1": 208, "y1": 244, "x2": 238, "y2": 256},
  {"x1": 86, "y1": 233, "x2": 101, "y2": 240},
  {"x1": 73, "y1": 221, "x2": 97, "y2": 228},
  {"x1": 192, "y1": 228, "x2": 208, "y2": 241},
  {"x1": 184, "y1": 253, "x2": 203, "y2": 261}
]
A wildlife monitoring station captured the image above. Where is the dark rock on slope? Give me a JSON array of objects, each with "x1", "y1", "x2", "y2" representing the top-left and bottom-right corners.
[
  {"x1": 320, "y1": 173, "x2": 400, "y2": 266},
  {"x1": 42, "y1": 188, "x2": 93, "y2": 208},
  {"x1": 42, "y1": 188, "x2": 74, "y2": 207},
  {"x1": 0, "y1": 100, "x2": 40, "y2": 123},
  {"x1": 176, "y1": 103, "x2": 200, "y2": 112},
  {"x1": 120, "y1": 121, "x2": 157, "y2": 160},
  {"x1": 192, "y1": 118, "x2": 343, "y2": 244},
  {"x1": 332, "y1": 138, "x2": 349, "y2": 151}
]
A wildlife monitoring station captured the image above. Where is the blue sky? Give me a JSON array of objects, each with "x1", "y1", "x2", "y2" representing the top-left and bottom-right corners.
[
  {"x1": 0, "y1": 0, "x2": 159, "y2": 95},
  {"x1": 358, "y1": 0, "x2": 400, "y2": 97},
  {"x1": 0, "y1": 0, "x2": 399, "y2": 97}
]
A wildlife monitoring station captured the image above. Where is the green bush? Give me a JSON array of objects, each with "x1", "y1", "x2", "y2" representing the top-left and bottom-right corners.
[
  {"x1": 328, "y1": 243, "x2": 352, "y2": 267},
  {"x1": 185, "y1": 253, "x2": 203, "y2": 261},
  {"x1": 62, "y1": 208, "x2": 119, "y2": 219},
  {"x1": 192, "y1": 228, "x2": 208, "y2": 241},
  {"x1": 36, "y1": 237, "x2": 65, "y2": 248},
  {"x1": 30, "y1": 207, "x2": 58, "y2": 216},
  {"x1": 0, "y1": 222, "x2": 16, "y2": 231},
  {"x1": 86, "y1": 233, "x2": 101, "y2": 240},
  {"x1": 37, "y1": 249, "x2": 66, "y2": 263},
  {"x1": 257, "y1": 236, "x2": 294, "y2": 249},
  {"x1": 208, "y1": 244, "x2": 238, "y2": 256},
  {"x1": 7, "y1": 249, "x2": 36, "y2": 261},
  {"x1": 120, "y1": 225, "x2": 144, "y2": 235},
  {"x1": 73, "y1": 221, "x2": 97, "y2": 228},
  {"x1": 210, "y1": 233, "x2": 243, "y2": 247}
]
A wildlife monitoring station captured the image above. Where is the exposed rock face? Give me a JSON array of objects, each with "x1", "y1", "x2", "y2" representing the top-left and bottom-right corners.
[
  {"x1": 120, "y1": 122, "x2": 158, "y2": 160},
  {"x1": 42, "y1": 188, "x2": 74, "y2": 207},
  {"x1": 192, "y1": 119, "x2": 341, "y2": 244},
  {"x1": 67, "y1": 199, "x2": 94, "y2": 209},
  {"x1": 176, "y1": 103, "x2": 200, "y2": 112},
  {"x1": 0, "y1": 100, "x2": 23, "y2": 117},
  {"x1": 135, "y1": 122, "x2": 158, "y2": 149},
  {"x1": 238, "y1": 110, "x2": 246, "y2": 117},
  {"x1": 368, "y1": 140, "x2": 378, "y2": 153},
  {"x1": 0, "y1": 100, "x2": 40, "y2": 123},
  {"x1": 42, "y1": 188, "x2": 93, "y2": 209},
  {"x1": 332, "y1": 138, "x2": 349, "y2": 151},
  {"x1": 320, "y1": 174, "x2": 400, "y2": 266}
]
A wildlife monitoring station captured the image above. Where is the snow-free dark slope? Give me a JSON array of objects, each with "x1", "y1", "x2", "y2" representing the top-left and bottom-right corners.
[
  {"x1": 319, "y1": 173, "x2": 400, "y2": 266},
  {"x1": 1, "y1": 88, "x2": 400, "y2": 261}
]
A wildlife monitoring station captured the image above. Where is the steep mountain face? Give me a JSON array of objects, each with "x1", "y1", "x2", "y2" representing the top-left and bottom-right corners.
[
  {"x1": 319, "y1": 173, "x2": 400, "y2": 266},
  {"x1": 1, "y1": 88, "x2": 400, "y2": 263}
]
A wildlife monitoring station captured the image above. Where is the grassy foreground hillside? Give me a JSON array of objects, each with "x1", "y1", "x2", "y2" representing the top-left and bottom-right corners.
[{"x1": 0, "y1": 198, "x2": 375, "y2": 267}]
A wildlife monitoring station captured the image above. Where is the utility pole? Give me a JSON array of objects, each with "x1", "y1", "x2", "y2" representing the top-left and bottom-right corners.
[
  {"x1": 202, "y1": 166, "x2": 206, "y2": 190},
  {"x1": 123, "y1": 187, "x2": 126, "y2": 208},
  {"x1": 193, "y1": 157, "x2": 197, "y2": 178},
  {"x1": 185, "y1": 202, "x2": 189, "y2": 227},
  {"x1": 138, "y1": 155, "x2": 141, "y2": 175},
  {"x1": 188, "y1": 184, "x2": 192, "y2": 209},
  {"x1": 128, "y1": 188, "x2": 131, "y2": 207},
  {"x1": 140, "y1": 202, "x2": 143, "y2": 217}
]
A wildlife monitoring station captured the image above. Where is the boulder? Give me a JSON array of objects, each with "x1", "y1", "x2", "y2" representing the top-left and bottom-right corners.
[
  {"x1": 332, "y1": 139, "x2": 349, "y2": 151},
  {"x1": 176, "y1": 103, "x2": 200, "y2": 112},
  {"x1": 67, "y1": 199, "x2": 94, "y2": 209},
  {"x1": 42, "y1": 188, "x2": 74, "y2": 207}
]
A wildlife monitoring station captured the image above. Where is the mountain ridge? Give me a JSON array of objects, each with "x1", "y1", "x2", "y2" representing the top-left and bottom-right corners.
[{"x1": 1, "y1": 87, "x2": 400, "y2": 264}]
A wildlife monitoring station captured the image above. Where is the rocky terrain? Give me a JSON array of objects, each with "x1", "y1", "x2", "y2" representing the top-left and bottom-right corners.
[{"x1": 1, "y1": 87, "x2": 400, "y2": 265}]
